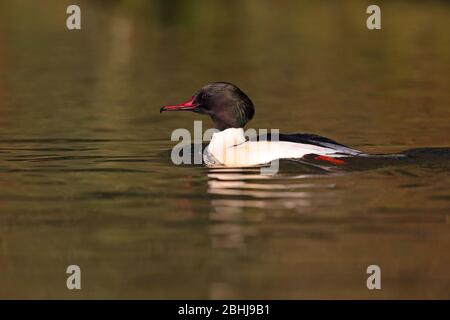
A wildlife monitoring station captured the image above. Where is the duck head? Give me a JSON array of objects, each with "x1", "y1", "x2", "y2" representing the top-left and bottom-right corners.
[{"x1": 160, "y1": 82, "x2": 254, "y2": 131}]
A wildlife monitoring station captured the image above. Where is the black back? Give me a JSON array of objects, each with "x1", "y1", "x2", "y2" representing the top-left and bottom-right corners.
[{"x1": 256, "y1": 132, "x2": 362, "y2": 155}]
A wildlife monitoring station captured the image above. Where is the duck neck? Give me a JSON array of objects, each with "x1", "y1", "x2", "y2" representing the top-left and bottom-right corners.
[{"x1": 209, "y1": 127, "x2": 246, "y2": 149}]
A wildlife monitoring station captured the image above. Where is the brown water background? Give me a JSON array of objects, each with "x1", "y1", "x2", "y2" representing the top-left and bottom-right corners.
[{"x1": 0, "y1": 0, "x2": 449, "y2": 299}]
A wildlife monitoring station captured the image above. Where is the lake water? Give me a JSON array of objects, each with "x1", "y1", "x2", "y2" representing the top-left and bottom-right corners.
[{"x1": 0, "y1": 0, "x2": 449, "y2": 299}]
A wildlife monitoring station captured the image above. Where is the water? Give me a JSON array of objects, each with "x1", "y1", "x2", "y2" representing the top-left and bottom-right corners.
[{"x1": 0, "y1": 0, "x2": 449, "y2": 299}]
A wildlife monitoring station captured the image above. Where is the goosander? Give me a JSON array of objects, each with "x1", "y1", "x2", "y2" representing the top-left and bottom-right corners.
[{"x1": 160, "y1": 82, "x2": 365, "y2": 167}]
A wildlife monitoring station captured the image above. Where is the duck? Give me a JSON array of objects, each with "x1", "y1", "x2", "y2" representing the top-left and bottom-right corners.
[{"x1": 160, "y1": 82, "x2": 365, "y2": 167}]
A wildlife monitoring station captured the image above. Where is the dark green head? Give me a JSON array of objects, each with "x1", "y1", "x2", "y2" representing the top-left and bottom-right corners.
[{"x1": 160, "y1": 82, "x2": 254, "y2": 131}]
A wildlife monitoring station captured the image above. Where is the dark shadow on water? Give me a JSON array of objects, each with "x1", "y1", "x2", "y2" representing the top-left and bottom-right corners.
[{"x1": 337, "y1": 147, "x2": 450, "y2": 172}]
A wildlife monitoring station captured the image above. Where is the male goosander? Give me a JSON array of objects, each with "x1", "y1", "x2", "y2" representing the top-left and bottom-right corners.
[{"x1": 160, "y1": 82, "x2": 365, "y2": 167}]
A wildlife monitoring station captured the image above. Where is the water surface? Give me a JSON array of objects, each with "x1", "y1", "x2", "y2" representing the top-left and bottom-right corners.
[{"x1": 0, "y1": 0, "x2": 449, "y2": 299}]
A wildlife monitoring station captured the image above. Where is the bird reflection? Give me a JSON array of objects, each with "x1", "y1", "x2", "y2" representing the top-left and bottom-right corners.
[{"x1": 206, "y1": 166, "x2": 337, "y2": 249}]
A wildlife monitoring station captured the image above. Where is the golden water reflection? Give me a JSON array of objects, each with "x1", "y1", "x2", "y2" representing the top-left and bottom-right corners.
[{"x1": 207, "y1": 168, "x2": 338, "y2": 249}]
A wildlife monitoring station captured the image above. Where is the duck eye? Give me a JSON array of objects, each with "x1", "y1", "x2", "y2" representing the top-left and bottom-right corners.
[{"x1": 201, "y1": 93, "x2": 209, "y2": 100}]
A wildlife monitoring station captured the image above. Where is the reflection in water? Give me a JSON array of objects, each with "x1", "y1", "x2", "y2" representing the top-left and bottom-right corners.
[
  {"x1": 207, "y1": 168, "x2": 337, "y2": 248},
  {"x1": 208, "y1": 170, "x2": 319, "y2": 201}
]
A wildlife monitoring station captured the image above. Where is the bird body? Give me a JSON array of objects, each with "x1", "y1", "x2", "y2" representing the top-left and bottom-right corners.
[
  {"x1": 203, "y1": 128, "x2": 361, "y2": 167},
  {"x1": 161, "y1": 82, "x2": 363, "y2": 167}
]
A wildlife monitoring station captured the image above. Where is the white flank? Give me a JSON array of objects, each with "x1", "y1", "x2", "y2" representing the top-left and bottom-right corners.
[{"x1": 203, "y1": 128, "x2": 356, "y2": 167}]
